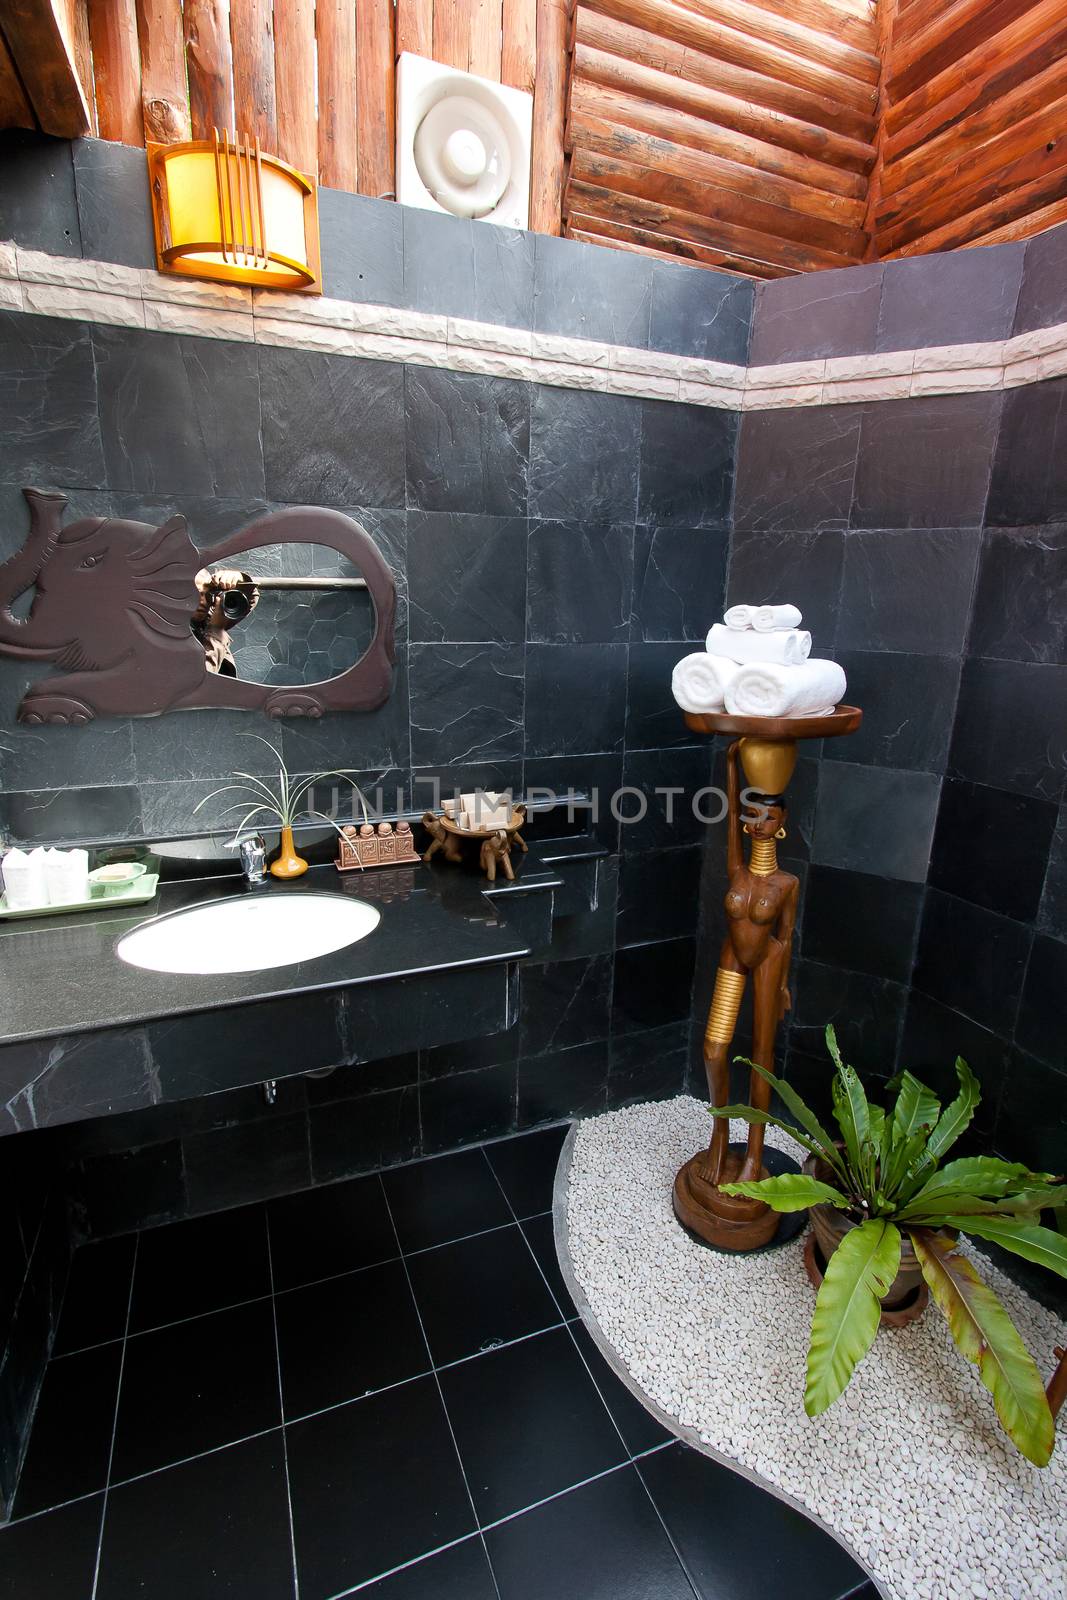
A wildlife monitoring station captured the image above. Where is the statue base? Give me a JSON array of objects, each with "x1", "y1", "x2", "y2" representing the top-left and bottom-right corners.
[{"x1": 673, "y1": 1147, "x2": 783, "y2": 1252}]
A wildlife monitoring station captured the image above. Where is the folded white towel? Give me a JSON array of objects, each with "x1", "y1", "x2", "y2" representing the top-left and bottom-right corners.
[
  {"x1": 671, "y1": 652, "x2": 738, "y2": 714},
  {"x1": 752, "y1": 604, "x2": 803, "y2": 633},
  {"x1": 725, "y1": 658, "x2": 847, "y2": 719},
  {"x1": 707, "y1": 623, "x2": 811, "y2": 666},
  {"x1": 723, "y1": 603, "x2": 803, "y2": 632}
]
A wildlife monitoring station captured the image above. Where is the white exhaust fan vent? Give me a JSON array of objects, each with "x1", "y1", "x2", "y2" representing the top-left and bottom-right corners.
[{"x1": 397, "y1": 52, "x2": 533, "y2": 231}]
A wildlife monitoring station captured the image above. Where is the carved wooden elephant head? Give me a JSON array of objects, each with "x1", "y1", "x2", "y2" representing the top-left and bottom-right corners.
[{"x1": 0, "y1": 489, "x2": 397, "y2": 725}]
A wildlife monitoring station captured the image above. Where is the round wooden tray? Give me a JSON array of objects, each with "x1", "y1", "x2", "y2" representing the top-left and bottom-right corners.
[
  {"x1": 683, "y1": 704, "x2": 862, "y2": 741},
  {"x1": 436, "y1": 809, "x2": 525, "y2": 841}
]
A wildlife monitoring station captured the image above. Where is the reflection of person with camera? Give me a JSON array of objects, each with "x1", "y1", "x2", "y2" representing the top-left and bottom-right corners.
[{"x1": 192, "y1": 568, "x2": 259, "y2": 676}]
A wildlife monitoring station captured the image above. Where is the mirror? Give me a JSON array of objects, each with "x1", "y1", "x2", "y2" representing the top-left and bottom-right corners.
[
  {"x1": 194, "y1": 544, "x2": 375, "y2": 686},
  {"x1": 0, "y1": 491, "x2": 397, "y2": 725}
]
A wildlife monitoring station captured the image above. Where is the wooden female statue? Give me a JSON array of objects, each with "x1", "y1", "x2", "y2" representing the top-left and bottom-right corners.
[{"x1": 674, "y1": 736, "x2": 800, "y2": 1250}]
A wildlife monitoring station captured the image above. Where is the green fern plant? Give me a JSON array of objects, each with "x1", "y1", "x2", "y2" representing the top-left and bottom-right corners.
[{"x1": 712, "y1": 1026, "x2": 1067, "y2": 1466}]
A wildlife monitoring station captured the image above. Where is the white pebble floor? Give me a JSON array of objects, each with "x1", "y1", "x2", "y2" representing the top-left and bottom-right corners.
[{"x1": 559, "y1": 1096, "x2": 1067, "y2": 1600}]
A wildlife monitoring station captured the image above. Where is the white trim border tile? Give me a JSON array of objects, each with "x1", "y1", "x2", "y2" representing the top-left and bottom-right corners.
[{"x1": 3, "y1": 244, "x2": 1067, "y2": 411}]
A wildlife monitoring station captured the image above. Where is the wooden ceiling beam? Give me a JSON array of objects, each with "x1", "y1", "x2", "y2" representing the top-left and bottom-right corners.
[
  {"x1": 568, "y1": 135, "x2": 868, "y2": 254},
  {"x1": 968, "y1": 194, "x2": 1067, "y2": 247},
  {"x1": 566, "y1": 207, "x2": 795, "y2": 274},
  {"x1": 566, "y1": 110, "x2": 867, "y2": 231},
  {"x1": 568, "y1": 76, "x2": 867, "y2": 200},
  {"x1": 572, "y1": 8, "x2": 878, "y2": 144},
  {"x1": 888, "y1": 0, "x2": 939, "y2": 51},
  {"x1": 884, "y1": 17, "x2": 1067, "y2": 165},
  {"x1": 0, "y1": 26, "x2": 36, "y2": 129},
  {"x1": 1, "y1": 0, "x2": 90, "y2": 136},
  {"x1": 665, "y1": 0, "x2": 880, "y2": 85},
  {"x1": 564, "y1": 172, "x2": 852, "y2": 270},
  {"x1": 888, "y1": 0, "x2": 1047, "y2": 102},
  {"x1": 572, "y1": 40, "x2": 875, "y2": 174},
  {"x1": 883, "y1": 0, "x2": 1067, "y2": 135},
  {"x1": 577, "y1": 0, "x2": 878, "y2": 115},
  {"x1": 877, "y1": 105, "x2": 1067, "y2": 253},
  {"x1": 886, "y1": 156, "x2": 1067, "y2": 255},
  {"x1": 731, "y1": 0, "x2": 876, "y2": 56},
  {"x1": 881, "y1": 59, "x2": 1067, "y2": 204}
]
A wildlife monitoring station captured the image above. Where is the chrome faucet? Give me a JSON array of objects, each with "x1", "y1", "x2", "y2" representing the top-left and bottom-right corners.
[{"x1": 227, "y1": 833, "x2": 267, "y2": 885}]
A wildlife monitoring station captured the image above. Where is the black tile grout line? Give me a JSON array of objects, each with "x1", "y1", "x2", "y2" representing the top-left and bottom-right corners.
[
  {"x1": 632, "y1": 1453, "x2": 707, "y2": 1600},
  {"x1": 325, "y1": 1528, "x2": 488, "y2": 1600},
  {"x1": 3, "y1": 1427, "x2": 290, "y2": 1525},
  {"x1": 21, "y1": 1288, "x2": 576, "y2": 1519},
  {"x1": 0, "y1": 1420, "x2": 678, "y2": 1543},
  {"x1": 326, "y1": 1448, "x2": 678, "y2": 1600},
  {"x1": 265, "y1": 1197, "x2": 302, "y2": 1600},
  {"x1": 50, "y1": 1210, "x2": 560, "y2": 1361},
  {"x1": 478, "y1": 1146, "x2": 642, "y2": 1450},
  {"x1": 479, "y1": 1143, "x2": 703, "y2": 1599},
  {"x1": 89, "y1": 1229, "x2": 139, "y2": 1600},
  {"x1": 375, "y1": 1175, "x2": 504, "y2": 1600}
]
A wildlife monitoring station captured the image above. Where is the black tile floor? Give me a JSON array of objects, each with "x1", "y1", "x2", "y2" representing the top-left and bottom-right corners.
[{"x1": 0, "y1": 1124, "x2": 877, "y2": 1600}]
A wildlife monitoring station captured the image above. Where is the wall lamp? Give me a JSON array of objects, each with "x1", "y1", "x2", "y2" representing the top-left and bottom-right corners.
[{"x1": 147, "y1": 129, "x2": 321, "y2": 293}]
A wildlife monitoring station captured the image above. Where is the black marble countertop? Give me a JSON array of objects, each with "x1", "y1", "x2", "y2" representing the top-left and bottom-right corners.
[{"x1": 0, "y1": 854, "x2": 562, "y2": 1047}]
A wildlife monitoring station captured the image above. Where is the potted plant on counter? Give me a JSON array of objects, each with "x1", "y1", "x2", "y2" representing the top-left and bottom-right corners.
[
  {"x1": 711, "y1": 1026, "x2": 1067, "y2": 1466},
  {"x1": 195, "y1": 734, "x2": 368, "y2": 879}
]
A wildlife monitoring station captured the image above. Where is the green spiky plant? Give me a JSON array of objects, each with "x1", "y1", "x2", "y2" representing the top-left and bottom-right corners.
[{"x1": 711, "y1": 1026, "x2": 1067, "y2": 1466}]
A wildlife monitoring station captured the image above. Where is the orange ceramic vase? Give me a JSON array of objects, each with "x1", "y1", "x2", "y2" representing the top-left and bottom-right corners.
[{"x1": 270, "y1": 825, "x2": 308, "y2": 879}]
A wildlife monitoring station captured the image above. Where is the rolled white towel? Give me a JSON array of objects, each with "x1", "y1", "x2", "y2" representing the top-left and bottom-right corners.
[
  {"x1": 723, "y1": 604, "x2": 755, "y2": 631},
  {"x1": 671, "y1": 651, "x2": 738, "y2": 714},
  {"x1": 751, "y1": 603, "x2": 803, "y2": 633},
  {"x1": 707, "y1": 622, "x2": 811, "y2": 666},
  {"x1": 725, "y1": 658, "x2": 847, "y2": 719}
]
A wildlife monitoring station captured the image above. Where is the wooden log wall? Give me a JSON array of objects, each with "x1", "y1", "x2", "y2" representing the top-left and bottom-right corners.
[
  {"x1": 562, "y1": 0, "x2": 881, "y2": 277},
  {"x1": 872, "y1": 0, "x2": 1067, "y2": 257},
  {"x1": 0, "y1": 0, "x2": 544, "y2": 211},
  {"x1": 4, "y1": 0, "x2": 1067, "y2": 275}
]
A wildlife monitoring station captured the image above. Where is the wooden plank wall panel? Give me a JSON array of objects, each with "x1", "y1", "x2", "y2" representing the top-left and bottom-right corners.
[
  {"x1": 875, "y1": 0, "x2": 1067, "y2": 256},
  {"x1": 397, "y1": 0, "x2": 434, "y2": 58},
  {"x1": 531, "y1": 0, "x2": 569, "y2": 233},
  {"x1": 230, "y1": 0, "x2": 277, "y2": 146},
  {"x1": 356, "y1": 0, "x2": 395, "y2": 198},
  {"x1": 23, "y1": 0, "x2": 1066, "y2": 277},
  {"x1": 502, "y1": 0, "x2": 537, "y2": 90},
  {"x1": 564, "y1": 0, "x2": 879, "y2": 274},
  {"x1": 184, "y1": 0, "x2": 233, "y2": 136},
  {"x1": 87, "y1": 0, "x2": 141, "y2": 142},
  {"x1": 135, "y1": 0, "x2": 191, "y2": 142},
  {"x1": 316, "y1": 0, "x2": 357, "y2": 189},
  {"x1": 275, "y1": 0, "x2": 316, "y2": 172}
]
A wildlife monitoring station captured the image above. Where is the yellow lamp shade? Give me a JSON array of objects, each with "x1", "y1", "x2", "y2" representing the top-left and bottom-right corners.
[{"x1": 148, "y1": 131, "x2": 321, "y2": 293}]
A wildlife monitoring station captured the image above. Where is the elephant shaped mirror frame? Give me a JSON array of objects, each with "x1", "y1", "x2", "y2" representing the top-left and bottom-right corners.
[{"x1": 0, "y1": 489, "x2": 397, "y2": 724}]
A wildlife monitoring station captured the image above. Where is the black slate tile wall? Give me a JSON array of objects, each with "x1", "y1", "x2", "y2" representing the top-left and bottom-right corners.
[
  {"x1": 3, "y1": 133, "x2": 1065, "y2": 1252},
  {"x1": 0, "y1": 135, "x2": 748, "y2": 1247},
  {"x1": 717, "y1": 224, "x2": 1067, "y2": 1174},
  {"x1": 0, "y1": 1140, "x2": 70, "y2": 1515},
  {"x1": 0, "y1": 134, "x2": 755, "y2": 354}
]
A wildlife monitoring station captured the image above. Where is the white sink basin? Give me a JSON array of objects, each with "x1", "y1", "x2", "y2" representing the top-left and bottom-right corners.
[{"x1": 117, "y1": 892, "x2": 380, "y2": 975}]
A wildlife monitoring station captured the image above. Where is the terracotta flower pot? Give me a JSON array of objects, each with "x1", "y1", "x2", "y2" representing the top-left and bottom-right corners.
[{"x1": 802, "y1": 1155, "x2": 932, "y2": 1312}]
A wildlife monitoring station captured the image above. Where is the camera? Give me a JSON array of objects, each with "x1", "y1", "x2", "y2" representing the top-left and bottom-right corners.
[{"x1": 206, "y1": 580, "x2": 255, "y2": 624}]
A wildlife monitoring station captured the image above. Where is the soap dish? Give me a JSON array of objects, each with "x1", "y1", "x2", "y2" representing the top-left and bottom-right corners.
[{"x1": 0, "y1": 873, "x2": 160, "y2": 920}]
